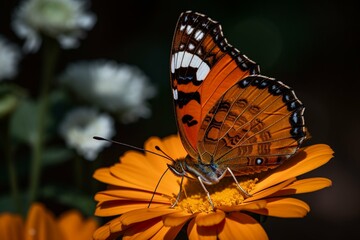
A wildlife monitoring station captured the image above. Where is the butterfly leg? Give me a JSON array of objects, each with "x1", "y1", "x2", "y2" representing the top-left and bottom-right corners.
[
  {"x1": 227, "y1": 167, "x2": 252, "y2": 198},
  {"x1": 171, "y1": 175, "x2": 184, "y2": 208},
  {"x1": 197, "y1": 176, "x2": 215, "y2": 209}
]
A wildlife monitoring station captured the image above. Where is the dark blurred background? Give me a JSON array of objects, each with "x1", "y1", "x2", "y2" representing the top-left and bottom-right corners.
[{"x1": 1, "y1": 0, "x2": 359, "y2": 239}]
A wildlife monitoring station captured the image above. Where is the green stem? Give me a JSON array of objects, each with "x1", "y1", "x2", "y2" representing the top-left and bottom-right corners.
[
  {"x1": 28, "y1": 37, "x2": 59, "y2": 204},
  {"x1": 3, "y1": 118, "x2": 22, "y2": 214}
]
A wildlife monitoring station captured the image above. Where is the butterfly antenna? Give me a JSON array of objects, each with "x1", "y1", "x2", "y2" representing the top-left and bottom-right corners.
[
  {"x1": 93, "y1": 136, "x2": 173, "y2": 161},
  {"x1": 93, "y1": 136, "x2": 175, "y2": 208},
  {"x1": 148, "y1": 168, "x2": 170, "y2": 208},
  {"x1": 154, "y1": 145, "x2": 176, "y2": 163}
]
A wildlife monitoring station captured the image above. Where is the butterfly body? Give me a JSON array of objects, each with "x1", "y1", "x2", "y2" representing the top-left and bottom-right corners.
[
  {"x1": 168, "y1": 155, "x2": 226, "y2": 185},
  {"x1": 168, "y1": 11, "x2": 306, "y2": 203}
]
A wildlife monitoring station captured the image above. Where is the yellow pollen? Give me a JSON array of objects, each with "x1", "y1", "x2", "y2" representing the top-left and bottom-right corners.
[{"x1": 174, "y1": 177, "x2": 258, "y2": 213}]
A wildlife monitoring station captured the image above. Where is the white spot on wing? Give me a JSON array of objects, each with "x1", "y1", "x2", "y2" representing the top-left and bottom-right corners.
[
  {"x1": 186, "y1": 25, "x2": 194, "y2": 35},
  {"x1": 196, "y1": 62, "x2": 210, "y2": 81},
  {"x1": 173, "y1": 88, "x2": 178, "y2": 100},
  {"x1": 174, "y1": 51, "x2": 184, "y2": 69},
  {"x1": 171, "y1": 51, "x2": 210, "y2": 82},
  {"x1": 194, "y1": 30, "x2": 204, "y2": 41},
  {"x1": 181, "y1": 52, "x2": 192, "y2": 68},
  {"x1": 188, "y1": 43, "x2": 195, "y2": 50},
  {"x1": 171, "y1": 54, "x2": 175, "y2": 73},
  {"x1": 180, "y1": 25, "x2": 186, "y2": 31},
  {"x1": 190, "y1": 55, "x2": 202, "y2": 68}
]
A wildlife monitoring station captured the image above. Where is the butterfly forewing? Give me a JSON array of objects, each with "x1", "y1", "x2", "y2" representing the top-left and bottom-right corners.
[{"x1": 170, "y1": 11, "x2": 259, "y2": 156}]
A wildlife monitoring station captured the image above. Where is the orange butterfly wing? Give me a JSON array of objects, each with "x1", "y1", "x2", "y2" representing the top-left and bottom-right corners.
[
  {"x1": 170, "y1": 11, "x2": 306, "y2": 175},
  {"x1": 170, "y1": 11, "x2": 259, "y2": 158},
  {"x1": 197, "y1": 75, "x2": 306, "y2": 174}
]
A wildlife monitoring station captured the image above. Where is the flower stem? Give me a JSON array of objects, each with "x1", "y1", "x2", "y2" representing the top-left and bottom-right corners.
[
  {"x1": 3, "y1": 117, "x2": 22, "y2": 214},
  {"x1": 28, "y1": 37, "x2": 59, "y2": 204}
]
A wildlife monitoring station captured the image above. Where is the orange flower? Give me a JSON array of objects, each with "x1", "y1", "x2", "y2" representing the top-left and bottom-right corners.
[
  {"x1": 0, "y1": 203, "x2": 98, "y2": 240},
  {"x1": 93, "y1": 135, "x2": 333, "y2": 240}
]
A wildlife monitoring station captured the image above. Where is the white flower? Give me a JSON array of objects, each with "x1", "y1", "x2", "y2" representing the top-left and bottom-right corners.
[
  {"x1": 59, "y1": 60, "x2": 156, "y2": 123},
  {"x1": 0, "y1": 36, "x2": 21, "y2": 81},
  {"x1": 12, "y1": 0, "x2": 96, "y2": 53},
  {"x1": 59, "y1": 107, "x2": 115, "y2": 161}
]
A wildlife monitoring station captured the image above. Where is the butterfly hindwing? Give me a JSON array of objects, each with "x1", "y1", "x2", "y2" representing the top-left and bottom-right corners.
[
  {"x1": 170, "y1": 11, "x2": 259, "y2": 157},
  {"x1": 197, "y1": 75, "x2": 306, "y2": 174}
]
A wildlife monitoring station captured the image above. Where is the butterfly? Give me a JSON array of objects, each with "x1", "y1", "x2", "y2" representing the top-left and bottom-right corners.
[{"x1": 167, "y1": 11, "x2": 307, "y2": 207}]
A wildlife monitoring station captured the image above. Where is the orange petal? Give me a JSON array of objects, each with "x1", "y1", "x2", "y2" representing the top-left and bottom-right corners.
[
  {"x1": 187, "y1": 218, "x2": 217, "y2": 240},
  {"x1": 93, "y1": 168, "x2": 120, "y2": 186},
  {"x1": 218, "y1": 212, "x2": 268, "y2": 240},
  {"x1": 163, "y1": 212, "x2": 194, "y2": 227},
  {"x1": 94, "y1": 189, "x2": 171, "y2": 204},
  {"x1": 25, "y1": 203, "x2": 63, "y2": 240},
  {"x1": 247, "y1": 198, "x2": 310, "y2": 218},
  {"x1": 108, "y1": 217, "x2": 124, "y2": 233},
  {"x1": 117, "y1": 151, "x2": 167, "y2": 175},
  {"x1": 271, "y1": 177, "x2": 332, "y2": 197},
  {"x1": 92, "y1": 224, "x2": 111, "y2": 240},
  {"x1": 121, "y1": 207, "x2": 181, "y2": 226},
  {"x1": 123, "y1": 218, "x2": 163, "y2": 240},
  {"x1": 253, "y1": 144, "x2": 333, "y2": 193},
  {"x1": 149, "y1": 223, "x2": 184, "y2": 240},
  {"x1": 195, "y1": 209, "x2": 225, "y2": 227},
  {"x1": 144, "y1": 135, "x2": 187, "y2": 161},
  {"x1": 108, "y1": 158, "x2": 182, "y2": 196},
  {"x1": 95, "y1": 200, "x2": 166, "y2": 217},
  {"x1": 119, "y1": 135, "x2": 185, "y2": 174},
  {"x1": 82, "y1": 219, "x2": 99, "y2": 239},
  {"x1": 109, "y1": 161, "x2": 168, "y2": 192},
  {"x1": 94, "y1": 149, "x2": 180, "y2": 196},
  {"x1": 217, "y1": 200, "x2": 268, "y2": 212},
  {"x1": 245, "y1": 178, "x2": 296, "y2": 202},
  {"x1": 93, "y1": 216, "x2": 125, "y2": 240},
  {"x1": 57, "y1": 210, "x2": 98, "y2": 240},
  {"x1": 0, "y1": 213, "x2": 24, "y2": 240}
]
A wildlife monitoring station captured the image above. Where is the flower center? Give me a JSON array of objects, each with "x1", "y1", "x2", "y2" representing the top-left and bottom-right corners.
[{"x1": 174, "y1": 177, "x2": 258, "y2": 213}]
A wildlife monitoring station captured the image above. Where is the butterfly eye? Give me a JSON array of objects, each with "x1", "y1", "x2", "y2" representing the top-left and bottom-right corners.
[
  {"x1": 255, "y1": 158, "x2": 263, "y2": 165},
  {"x1": 168, "y1": 163, "x2": 185, "y2": 176}
]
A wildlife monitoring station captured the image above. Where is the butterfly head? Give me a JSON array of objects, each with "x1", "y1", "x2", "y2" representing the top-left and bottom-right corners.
[
  {"x1": 167, "y1": 159, "x2": 187, "y2": 177},
  {"x1": 168, "y1": 155, "x2": 228, "y2": 185}
]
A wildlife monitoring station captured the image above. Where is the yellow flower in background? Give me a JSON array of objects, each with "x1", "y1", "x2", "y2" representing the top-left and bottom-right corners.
[
  {"x1": 0, "y1": 203, "x2": 98, "y2": 240},
  {"x1": 93, "y1": 135, "x2": 333, "y2": 240}
]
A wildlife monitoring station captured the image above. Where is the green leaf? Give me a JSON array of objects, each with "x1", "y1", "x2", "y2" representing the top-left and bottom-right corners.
[
  {"x1": 0, "y1": 94, "x2": 19, "y2": 118},
  {"x1": 10, "y1": 99, "x2": 38, "y2": 144},
  {"x1": 0, "y1": 84, "x2": 27, "y2": 118},
  {"x1": 8, "y1": 90, "x2": 70, "y2": 145}
]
